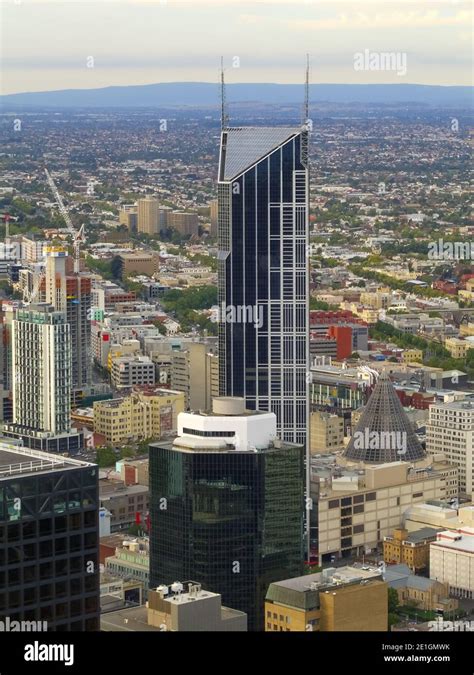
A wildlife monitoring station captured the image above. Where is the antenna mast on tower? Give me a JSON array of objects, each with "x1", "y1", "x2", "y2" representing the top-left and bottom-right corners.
[
  {"x1": 304, "y1": 53, "x2": 310, "y2": 125},
  {"x1": 220, "y1": 56, "x2": 229, "y2": 129}
]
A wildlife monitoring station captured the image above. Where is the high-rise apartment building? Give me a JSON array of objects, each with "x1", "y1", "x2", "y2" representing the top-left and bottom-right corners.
[
  {"x1": 168, "y1": 211, "x2": 199, "y2": 237},
  {"x1": 12, "y1": 304, "x2": 71, "y2": 434},
  {"x1": 0, "y1": 307, "x2": 12, "y2": 423},
  {"x1": 4, "y1": 304, "x2": 82, "y2": 453},
  {"x1": 66, "y1": 275, "x2": 92, "y2": 393},
  {"x1": 426, "y1": 401, "x2": 474, "y2": 497},
  {"x1": 44, "y1": 248, "x2": 92, "y2": 395},
  {"x1": 137, "y1": 197, "x2": 159, "y2": 235},
  {"x1": 217, "y1": 126, "x2": 309, "y2": 446},
  {"x1": 149, "y1": 397, "x2": 305, "y2": 630},
  {"x1": 0, "y1": 441, "x2": 100, "y2": 630}
]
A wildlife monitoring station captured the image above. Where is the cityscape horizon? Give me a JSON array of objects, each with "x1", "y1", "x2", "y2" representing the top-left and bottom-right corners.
[{"x1": 0, "y1": 0, "x2": 472, "y2": 668}]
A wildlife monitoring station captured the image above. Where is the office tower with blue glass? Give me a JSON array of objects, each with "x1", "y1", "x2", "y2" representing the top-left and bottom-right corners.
[{"x1": 217, "y1": 126, "x2": 309, "y2": 445}]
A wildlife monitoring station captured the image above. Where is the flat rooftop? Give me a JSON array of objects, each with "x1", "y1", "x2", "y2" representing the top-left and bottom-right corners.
[
  {"x1": 101, "y1": 605, "x2": 158, "y2": 632},
  {"x1": 101, "y1": 599, "x2": 245, "y2": 632},
  {"x1": 151, "y1": 438, "x2": 297, "y2": 455},
  {"x1": 271, "y1": 565, "x2": 382, "y2": 593},
  {"x1": 431, "y1": 400, "x2": 474, "y2": 412},
  {"x1": 0, "y1": 441, "x2": 96, "y2": 480},
  {"x1": 99, "y1": 481, "x2": 148, "y2": 497},
  {"x1": 266, "y1": 565, "x2": 383, "y2": 610},
  {"x1": 431, "y1": 532, "x2": 474, "y2": 553}
]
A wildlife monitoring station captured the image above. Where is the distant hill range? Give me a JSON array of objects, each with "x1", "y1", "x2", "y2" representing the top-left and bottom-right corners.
[{"x1": 1, "y1": 83, "x2": 472, "y2": 108}]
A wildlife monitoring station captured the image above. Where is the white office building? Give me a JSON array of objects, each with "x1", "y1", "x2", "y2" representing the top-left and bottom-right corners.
[
  {"x1": 111, "y1": 355, "x2": 155, "y2": 390},
  {"x1": 426, "y1": 401, "x2": 474, "y2": 497}
]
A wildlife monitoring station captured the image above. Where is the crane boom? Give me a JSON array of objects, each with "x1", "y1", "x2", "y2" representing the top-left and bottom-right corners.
[{"x1": 44, "y1": 168, "x2": 85, "y2": 273}]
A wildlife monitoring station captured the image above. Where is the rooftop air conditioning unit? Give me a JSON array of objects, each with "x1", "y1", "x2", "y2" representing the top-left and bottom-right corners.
[{"x1": 171, "y1": 581, "x2": 183, "y2": 594}]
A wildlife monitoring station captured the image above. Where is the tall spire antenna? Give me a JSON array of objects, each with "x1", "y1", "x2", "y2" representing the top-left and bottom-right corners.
[
  {"x1": 220, "y1": 56, "x2": 228, "y2": 130},
  {"x1": 304, "y1": 53, "x2": 310, "y2": 125}
]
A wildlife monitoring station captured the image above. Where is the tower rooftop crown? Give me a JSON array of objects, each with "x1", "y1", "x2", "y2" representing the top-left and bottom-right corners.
[{"x1": 220, "y1": 126, "x2": 303, "y2": 181}]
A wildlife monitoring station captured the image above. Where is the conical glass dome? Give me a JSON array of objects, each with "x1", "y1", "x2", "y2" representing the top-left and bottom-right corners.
[{"x1": 343, "y1": 371, "x2": 426, "y2": 463}]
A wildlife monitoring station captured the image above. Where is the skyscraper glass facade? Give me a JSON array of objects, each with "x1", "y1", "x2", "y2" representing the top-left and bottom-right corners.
[
  {"x1": 218, "y1": 127, "x2": 309, "y2": 445},
  {"x1": 149, "y1": 441, "x2": 304, "y2": 631},
  {"x1": 0, "y1": 450, "x2": 100, "y2": 630}
]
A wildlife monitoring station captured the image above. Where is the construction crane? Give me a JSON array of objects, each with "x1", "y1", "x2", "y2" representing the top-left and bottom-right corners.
[
  {"x1": 23, "y1": 169, "x2": 86, "y2": 306},
  {"x1": 44, "y1": 167, "x2": 85, "y2": 274}
]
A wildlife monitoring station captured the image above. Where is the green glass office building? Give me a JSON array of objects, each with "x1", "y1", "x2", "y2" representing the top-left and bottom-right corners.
[{"x1": 149, "y1": 437, "x2": 304, "y2": 631}]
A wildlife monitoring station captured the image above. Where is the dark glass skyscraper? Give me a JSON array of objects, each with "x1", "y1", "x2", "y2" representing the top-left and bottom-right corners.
[
  {"x1": 217, "y1": 126, "x2": 309, "y2": 445},
  {"x1": 0, "y1": 443, "x2": 100, "y2": 630},
  {"x1": 149, "y1": 401, "x2": 305, "y2": 631}
]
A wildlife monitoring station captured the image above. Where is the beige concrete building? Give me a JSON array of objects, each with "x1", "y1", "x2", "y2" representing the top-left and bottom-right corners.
[
  {"x1": 341, "y1": 302, "x2": 379, "y2": 324},
  {"x1": 118, "y1": 252, "x2": 159, "y2": 278},
  {"x1": 107, "y1": 339, "x2": 141, "y2": 371},
  {"x1": 119, "y1": 204, "x2": 138, "y2": 232},
  {"x1": 430, "y1": 530, "x2": 474, "y2": 599},
  {"x1": 168, "y1": 211, "x2": 199, "y2": 237},
  {"x1": 265, "y1": 566, "x2": 387, "y2": 632},
  {"x1": 94, "y1": 387, "x2": 185, "y2": 444},
  {"x1": 171, "y1": 342, "x2": 218, "y2": 411},
  {"x1": 310, "y1": 411, "x2": 344, "y2": 454},
  {"x1": 403, "y1": 503, "x2": 474, "y2": 533},
  {"x1": 137, "y1": 197, "x2": 159, "y2": 235},
  {"x1": 426, "y1": 401, "x2": 474, "y2": 497},
  {"x1": 315, "y1": 459, "x2": 459, "y2": 565}
]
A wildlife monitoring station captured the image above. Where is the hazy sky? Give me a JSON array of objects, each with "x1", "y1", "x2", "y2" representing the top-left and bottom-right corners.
[{"x1": 1, "y1": 0, "x2": 472, "y2": 94}]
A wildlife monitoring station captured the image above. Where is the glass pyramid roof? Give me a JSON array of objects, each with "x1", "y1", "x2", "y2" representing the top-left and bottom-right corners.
[{"x1": 343, "y1": 371, "x2": 426, "y2": 464}]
